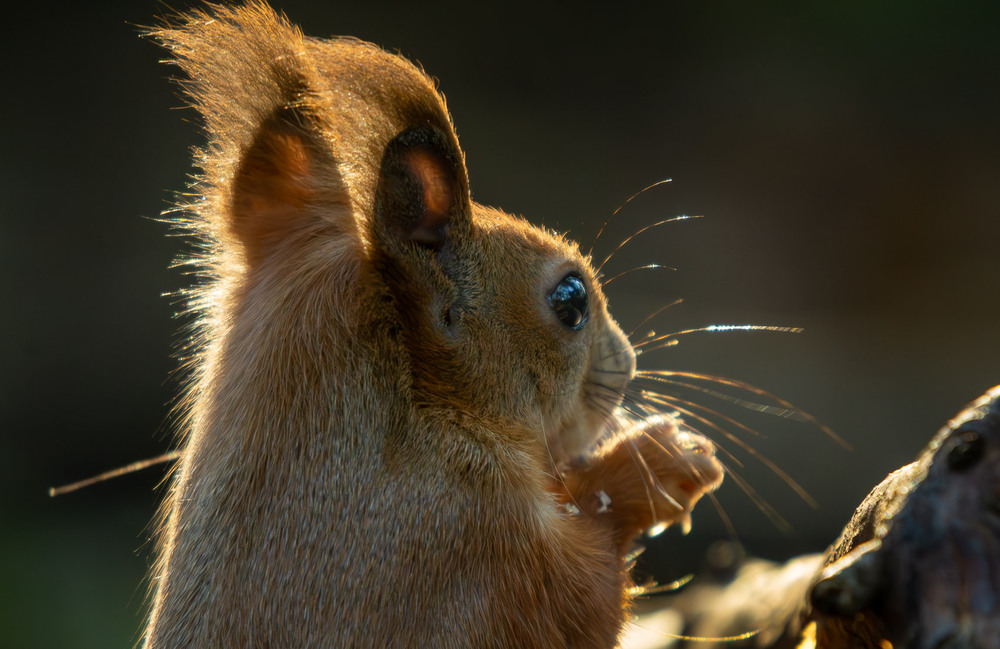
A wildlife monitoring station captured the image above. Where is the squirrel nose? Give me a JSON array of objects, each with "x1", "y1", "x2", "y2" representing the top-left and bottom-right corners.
[
  {"x1": 618, "y1": 323, "x2": 637, "y2": 378},
  {"x1": 621, "y1": 336, "x2": 637, "y2": 381},
  {"x1": 594, "y1": 324, "x2": 636, "y2": 392}
]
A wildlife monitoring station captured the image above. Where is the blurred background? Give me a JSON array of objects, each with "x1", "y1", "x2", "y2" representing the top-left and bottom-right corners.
[{"x1": 3, "y1": 1, "x2": 999, "y2": 646}]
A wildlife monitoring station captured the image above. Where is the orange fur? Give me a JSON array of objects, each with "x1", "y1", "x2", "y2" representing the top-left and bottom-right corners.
[
  {"x1": 562, "y1": 416, "x2": 724, "y2": 556},
  {"x1": 144, "y1": 3, "x2": 723, "y2": 647}
]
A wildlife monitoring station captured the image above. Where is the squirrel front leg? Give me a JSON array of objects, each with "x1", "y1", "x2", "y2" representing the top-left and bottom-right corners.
[{"x1": 561, "y1": 415, "x2": 724, "y2": 555}]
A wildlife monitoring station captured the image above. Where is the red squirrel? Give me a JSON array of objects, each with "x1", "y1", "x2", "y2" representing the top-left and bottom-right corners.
[{"x1": 145, "y1": 3, "x2": 723, "y2": 647}]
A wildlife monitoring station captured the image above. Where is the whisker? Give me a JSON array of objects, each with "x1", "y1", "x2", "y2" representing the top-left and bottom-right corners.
[
  {"x1": 631, "y1": 335, "x2": 676, "y2": 353},
  {"x1": 587, "y1": 221, "x2": 608, "y2": 260},
  {"x1": 721, "y1": 463, "x2": 795, "y2": 534},
  {"x1": 632, "y1": 340, "x2": 681, "y2": 358},
  {"x1": 626, "y1": 299, "x2": 684, "y2": 340},
  {"x1": 637, "y1": 425, "x2": 711, "y2": 493},
  {"x1": 642, "y1": 390, "x2": 818, "y2": 508},
  {"x1": 48, "y1": 450, "x2": 182, "y2": 497},
  {"x1": 612, "y1": 397, "x2": 687, "y2": 512},
  {"x1": 635, "y1": 376, "x2": 798, "y2": 424},
  {"x1": 636, "y1": 573, "x2": 695, "y2": 595},
  {"x1": 636, "y1": 382, "x2": 769, "y2": 439},
  {"x1": 629, "y1": 392, "x2": 746, "y2": 470},
  {"x1": 624, "y1": 435, "x2": 662, "y2": 524},
  {"x1": 636, "y1": 370, "x2": 850, "y2": 450},
  {"x1": 535, "y1": 403, "x2": 581, "y2": 513},
  {"x1": 596, "y1": 214, "x2": 702, "y2": 274},
  {"x1": 633, "y1": 435, "x2": 686, "y2": 512},
  {"x1": 590, "y1": 366, "x2": 637, "y2": 378},
  {"x1": 633, "y1": 324, "x2": 802, "y2": 354},
  {"x1": 601, "y1": 264, "x2": 674, "y2": 287},
  {"x1": 611, "y1": 178, "x2": 674, "y2": 219},
  {"x1": 705, "y1": 490, "x2": 740, "y2": 545},
  {"x1": 586, "y1": 178, "x2": 673, "y2": 259},
  {"x1": 596, "y1": 339, "x2": 674, "y2": 367},
  {"x1": 625, "y1": 624, "x2": 761, "y2": 644},
  {"x1": 617, "y1": 393, "x2": 653, "y2": 420}
]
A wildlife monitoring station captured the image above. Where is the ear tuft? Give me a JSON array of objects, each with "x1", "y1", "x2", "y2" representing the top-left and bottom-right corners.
[
  {"x1": 231, "y1": 112, "x2": 318, "y2": 264},
  {"x1": 376, "y1": 127, "x2": 465, "y2": 251}
]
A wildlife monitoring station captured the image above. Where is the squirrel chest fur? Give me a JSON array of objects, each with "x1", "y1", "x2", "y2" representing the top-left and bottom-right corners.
[{"x1": 145, "y1": 3, "x2": 723, "y2": 647}]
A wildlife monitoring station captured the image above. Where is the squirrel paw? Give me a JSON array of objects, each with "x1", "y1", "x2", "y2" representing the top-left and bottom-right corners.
[{"x1": 563, "y1": 414, "x2": 724, "y2": 551}]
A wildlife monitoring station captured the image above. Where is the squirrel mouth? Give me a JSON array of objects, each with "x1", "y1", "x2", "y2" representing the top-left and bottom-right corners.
[
  {"x1": 555, "y1": 329, "x2": 637, "y2": 465},
  {"x1": 548, "y1": 368, "x2": 634, "y2": 468},
  {"x1": 549, "y1": 404, "x2": 621, "y2": 468}
]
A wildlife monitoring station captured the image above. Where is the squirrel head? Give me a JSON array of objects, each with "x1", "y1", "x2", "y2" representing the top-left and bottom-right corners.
[{"x1": 156, "y1": 2, "x2": 635, "y2": 469}]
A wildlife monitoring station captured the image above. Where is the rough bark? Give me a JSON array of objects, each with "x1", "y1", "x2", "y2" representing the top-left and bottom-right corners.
[{"x1": 625, "y1": 385, "x2": 1000, "y2": 649}]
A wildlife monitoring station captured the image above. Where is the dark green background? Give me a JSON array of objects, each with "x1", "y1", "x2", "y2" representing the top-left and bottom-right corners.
[{"x1": 4, "y1": 1, "x2": 999, "y2": 646}]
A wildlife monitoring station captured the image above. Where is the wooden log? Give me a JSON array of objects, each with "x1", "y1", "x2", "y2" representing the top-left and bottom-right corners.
[
  {"x1": 626, "y1": 385, "x2": 1000, "y2": 649},
  {"x1": 809, "y1": 384, "x2": 1000, "y2": 648}
]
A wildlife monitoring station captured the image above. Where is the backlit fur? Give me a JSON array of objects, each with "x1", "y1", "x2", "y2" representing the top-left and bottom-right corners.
[{"x1": 145, "y1": 4, "x2": 722, "y2": 647}]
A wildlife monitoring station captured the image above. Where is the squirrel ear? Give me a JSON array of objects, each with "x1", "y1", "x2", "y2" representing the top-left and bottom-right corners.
[
  {"x1": 231, "y1": 110, "x2": 324, "y2": 265},
  {"x1": 375, "y1": 127, "x2": 469, "y2": 251}
]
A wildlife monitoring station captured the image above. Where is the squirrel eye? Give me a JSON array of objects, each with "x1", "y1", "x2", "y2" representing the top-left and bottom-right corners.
[{"x1": 548, "y1": 274, "x2": 588, "y2": 330}]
